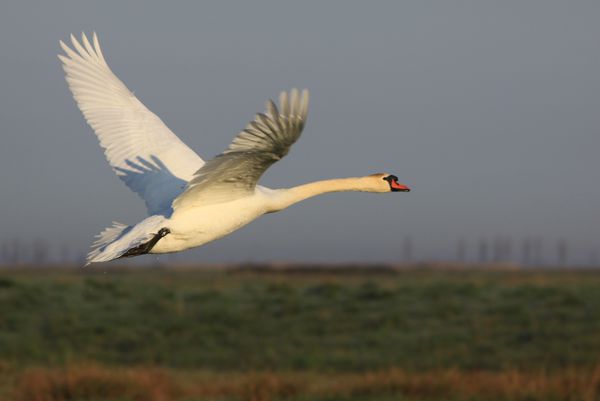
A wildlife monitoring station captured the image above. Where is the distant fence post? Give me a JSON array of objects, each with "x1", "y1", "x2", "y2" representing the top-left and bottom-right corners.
[
  {"x1": 534, "y1": 237, "x2": 543, "y2": 267},
  {"x1": 504, "y1": 237, "x2": 512, "y2": 263},
  {"x1": 557, "y1": 239, "x2": 567, "y2": 267},
  {"x1": 32, "y1": 239, "x2": 49, "y2": 265},
  {"x1": 478, "y1": 238, "x2": 488, "y2": 265},
  {"x1": 457, "y1": 238, "x2": 466, "y2": 263},
  {"x1": 522, "y1": 238, "x2": 531, "y2": 267},
  {"x1": 403, "y1": 236, "x2": 412, "y2": 263}
]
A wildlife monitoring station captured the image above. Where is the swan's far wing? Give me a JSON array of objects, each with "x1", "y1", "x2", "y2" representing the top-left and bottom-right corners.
[
  {"x1": 173, "y1": 89, "x2": 309, "y2": 209},
  {"x1": 59, "y1": 33, "x2": 205, "y2": 215}
]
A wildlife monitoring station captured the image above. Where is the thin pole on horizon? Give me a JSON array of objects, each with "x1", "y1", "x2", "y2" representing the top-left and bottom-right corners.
[
  {"x1": 532, "y1": 237, "x2": 543, "y2": 267},
  {"x1": 522, "y1": 238, "x2": 532, "y2": 266},
  {"x1": 504, "y1": 237, "x2": 512, "y2": 263},
  {"x1": 557, "y1": 238, "x2": 568, "y2": 267},
  {"x1": 60, "y1": 244, "x2": 70, "y2": 265},
  {"x1": 32, "y1": 238, "x2": 49, "y2": 265},
  {"x1": 403, "y1": 236, "x2": 413, "y2": 264},
  {"x1": 457, "y1": 238, "x2": 466, "y2": 263},
  {"x1": 493, "y1": 237, "x2": 502, "y2": 263},
  {"x1": 478, "y1": 238, "x2": 488, "y2": 265},
  {"x1": 0, "y1": 242, "x2": 8, "y2": 266}
]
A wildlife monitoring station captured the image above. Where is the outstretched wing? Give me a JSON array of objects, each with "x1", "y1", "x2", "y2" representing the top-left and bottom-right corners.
[
  {"x1": 173, "y1": 89, "x2": 309, "y2": 209},
  {"x1": 59, "y1": 32, "x2": 205, "y2": 215}
]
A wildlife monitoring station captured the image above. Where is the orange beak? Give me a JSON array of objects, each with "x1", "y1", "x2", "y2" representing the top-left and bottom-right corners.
[{"x1": 391, "y1": 181, "x2": 410, "y2": 192}]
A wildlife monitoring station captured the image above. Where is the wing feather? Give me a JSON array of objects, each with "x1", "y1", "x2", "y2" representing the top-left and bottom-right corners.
[
  {"x1": 59, "y1": 32, "x2": 205, "y2": 215},
  {"x1": 173, "y1": 89, "x2": 309, "y2": 209}
]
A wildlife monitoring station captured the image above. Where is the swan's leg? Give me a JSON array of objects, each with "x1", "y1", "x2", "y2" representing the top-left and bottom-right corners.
[{"x1": 119, "y1": 228, "x2": 171, "y2": 258}]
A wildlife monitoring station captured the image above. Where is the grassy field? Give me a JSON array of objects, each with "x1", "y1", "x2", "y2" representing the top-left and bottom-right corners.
[{"x1": 1, "y1": 265, "x2": 600, "y2": 400}]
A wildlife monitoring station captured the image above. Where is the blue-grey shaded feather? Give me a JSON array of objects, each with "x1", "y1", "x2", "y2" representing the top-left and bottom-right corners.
[{"x1": 173, "y1": 89, "x2": 309, "y2": 208}]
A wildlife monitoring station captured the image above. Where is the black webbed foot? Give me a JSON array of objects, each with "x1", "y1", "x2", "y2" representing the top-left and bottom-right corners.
[{"x1": 119, "y1": 227, "x2": 171, "y2": 259}]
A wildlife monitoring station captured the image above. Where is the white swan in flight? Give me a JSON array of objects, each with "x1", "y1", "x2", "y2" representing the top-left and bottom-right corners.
[{"x1": 58, "y1": 33, "x2": 411, "y2": 265}]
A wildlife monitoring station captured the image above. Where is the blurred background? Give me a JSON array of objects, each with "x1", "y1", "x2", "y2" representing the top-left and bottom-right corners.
[
  {"x1": 1, "y1": 1, "x2": 599, "y2": 266},
  {"x1": 1, "y1": 2, "x2": 600, "y2": 401}
]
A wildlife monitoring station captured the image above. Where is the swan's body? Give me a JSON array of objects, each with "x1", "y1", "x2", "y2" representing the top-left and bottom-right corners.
[
  {"x1": 155, "y1": 187, "x2": 273, "y2": 253},
  {"x1": 59, "y1": 33, "x2": 410, "y2": 265}
]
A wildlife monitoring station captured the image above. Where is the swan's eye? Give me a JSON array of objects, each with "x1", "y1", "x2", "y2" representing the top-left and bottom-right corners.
[{"x1": 382, "y1": 175, "x2": 399, "y2": 185}]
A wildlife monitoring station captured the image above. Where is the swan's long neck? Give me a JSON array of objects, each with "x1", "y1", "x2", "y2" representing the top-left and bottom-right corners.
[{"x1": 269, "y1": 177, "x2": 379, "y2": 212}]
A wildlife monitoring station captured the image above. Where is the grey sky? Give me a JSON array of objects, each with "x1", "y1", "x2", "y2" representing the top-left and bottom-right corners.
[{"x1": 1, "y1": 1, "x2": 599, "y2": 264}]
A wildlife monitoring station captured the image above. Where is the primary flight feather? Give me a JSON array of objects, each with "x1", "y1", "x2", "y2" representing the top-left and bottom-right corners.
[{"x1": 58, "y1": 32, "x2": 410, "y2": 265}]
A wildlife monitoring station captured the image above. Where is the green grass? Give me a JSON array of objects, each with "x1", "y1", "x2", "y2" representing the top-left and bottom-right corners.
[{"x1": 1, "y1": 265, "x2": 599, "y2": 373}]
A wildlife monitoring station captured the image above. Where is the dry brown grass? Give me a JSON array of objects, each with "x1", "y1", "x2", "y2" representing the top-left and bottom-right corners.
[
  {"x1": 10, "y1": 365, "x2": 306, "y2": 401},
  {"x1": 12, "y1": 364, "x2": 182, "y2": 401},
  {"x1": 323, "y1": 367, "x2": 600, "y2": 401},
  {"x1": 8, "y1": 364, "x2": 600, "y2": 401}
]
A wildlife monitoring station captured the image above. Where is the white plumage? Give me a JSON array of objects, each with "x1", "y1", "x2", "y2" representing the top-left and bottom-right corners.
[
  {"x1": 59, "y1": 33, "x2": 204, "y2": 215},
  {"x1": 59, "y1": 33, "x2": 409, "y2": 265}
]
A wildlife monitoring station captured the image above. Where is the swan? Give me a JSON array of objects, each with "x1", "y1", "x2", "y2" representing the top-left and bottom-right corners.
[{"x1": 58, "y1": 33, "x2": 411, "y2": 265}]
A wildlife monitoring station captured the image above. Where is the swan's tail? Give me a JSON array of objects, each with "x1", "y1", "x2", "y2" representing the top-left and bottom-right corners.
[
  {"x1": 85, "y1": 215, "x2": 169, "y2": 266},
  {"x1": 86, "y1": 222, "x2": 131, "y2": 265}
]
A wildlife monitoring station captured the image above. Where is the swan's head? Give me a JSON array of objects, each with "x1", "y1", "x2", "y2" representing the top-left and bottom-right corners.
[{"x1": 369, "y1": 173, "x2": 411, "y2": 193}]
